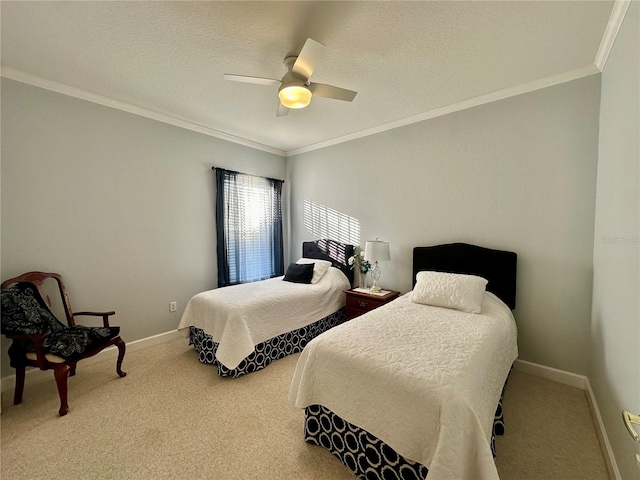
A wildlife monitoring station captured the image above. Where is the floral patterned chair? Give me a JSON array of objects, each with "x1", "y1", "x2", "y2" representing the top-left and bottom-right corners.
[{"x1": 1, "y1": 272, "x2": 126, "y2": 416}]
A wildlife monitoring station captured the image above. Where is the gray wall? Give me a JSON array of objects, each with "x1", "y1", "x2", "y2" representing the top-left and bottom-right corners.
[
  {"x1": 590, "y1": 3, "x2": 640, "y2": 478},
  {"x1": 287, "y1": 75, "x2": 601, "y2": 375},
  {"x1": 0, "y1": 78, "x2": 285, "y2": 378}
]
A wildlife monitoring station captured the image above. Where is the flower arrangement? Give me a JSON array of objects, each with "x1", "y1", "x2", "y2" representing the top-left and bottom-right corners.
[{"x1": 348, "y1": 246, "x2": 371, "y2": 274}]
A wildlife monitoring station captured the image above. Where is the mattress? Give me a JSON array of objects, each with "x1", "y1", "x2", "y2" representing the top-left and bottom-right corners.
[
  {"x1": 289, "y1": 291, "x2": 518, "y2": 480},
  {"x1": 178, "y1": 266, "x2": 350, "y2": 370}
]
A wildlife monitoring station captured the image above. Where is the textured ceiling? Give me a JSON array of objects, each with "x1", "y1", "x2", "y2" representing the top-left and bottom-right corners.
[{"x1": 1, "y1": 1, "x2": 615, "y2": 155}]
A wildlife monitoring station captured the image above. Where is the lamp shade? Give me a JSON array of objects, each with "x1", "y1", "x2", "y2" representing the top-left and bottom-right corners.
[
  {"x1": 278, "y1": 82, "x2": 312, "y2": 109},
  {"x1": 364, "y1": 240, "x2": 390, "y2": 262}
]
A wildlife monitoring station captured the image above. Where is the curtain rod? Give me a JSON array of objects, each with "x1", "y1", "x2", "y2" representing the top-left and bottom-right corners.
[{"x1": 212, "y1": 166, "x2": 285, "y2": 184}]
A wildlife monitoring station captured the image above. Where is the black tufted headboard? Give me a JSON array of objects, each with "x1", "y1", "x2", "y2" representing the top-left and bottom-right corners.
[
  {"x1": 413, "y1": 243, "x2": 517, "y2": 310},
  {"x1": 303, "y1": 239, "x2": 355, "y2": 286}
]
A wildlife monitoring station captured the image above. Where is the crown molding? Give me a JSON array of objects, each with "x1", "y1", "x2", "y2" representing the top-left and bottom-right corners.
[
  {"x1": 2, "y1": 63, "x2": 601, "y2": 159},
  {"x1": 594, "y1": 0, "x2": 631, "y2": 72},
  {"x1": 285, "y1": 64, "x2": 600, "y2": 157},
  {"x1": 0, "y1": 67, "x2": 286, "y2": 157}
]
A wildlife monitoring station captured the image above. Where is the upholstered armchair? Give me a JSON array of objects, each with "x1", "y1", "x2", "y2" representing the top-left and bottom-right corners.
[{"x1": 1, "y1": 272, "x2": 126, "y2": 416}]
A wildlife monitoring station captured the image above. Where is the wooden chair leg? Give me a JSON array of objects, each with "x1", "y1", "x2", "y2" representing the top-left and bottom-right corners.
[
  {"x1": 14, "y1": 365, "x2": 25, "y2": 405},
  {"x1": 69, "y1": 362, "x2": 77, "y2": 377},
  {"x1": 115, "y1": 337, "x2": 127, "y2": 378},
  {"x1": 53, "y1": 364, "x2": 70, "y2": 416}
]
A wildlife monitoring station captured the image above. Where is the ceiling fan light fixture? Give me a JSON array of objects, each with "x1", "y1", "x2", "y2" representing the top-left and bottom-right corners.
[{"x1": 278, "y1": 82, "x2": 312, "y2": 109}]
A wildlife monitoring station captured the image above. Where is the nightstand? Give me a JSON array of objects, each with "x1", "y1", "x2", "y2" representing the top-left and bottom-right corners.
[{"x1": 344, "y1": 288, "x2": 400, "y2": 320}]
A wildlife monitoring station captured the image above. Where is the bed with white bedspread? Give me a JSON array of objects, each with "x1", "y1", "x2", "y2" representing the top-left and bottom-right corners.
[
  {"x1": 289, "y1": 243, "x2": 518, "y2": 480},
  {"x1": 178, "y1": 239, "x2": 354, "y2": 377}
]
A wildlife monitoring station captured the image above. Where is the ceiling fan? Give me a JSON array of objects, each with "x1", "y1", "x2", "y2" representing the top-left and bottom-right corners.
[{"x1": 224, "y1": 38, "x2": 358, "y2": 117}]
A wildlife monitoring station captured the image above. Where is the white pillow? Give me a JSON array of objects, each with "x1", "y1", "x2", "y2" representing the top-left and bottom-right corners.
[
  {"x1": 296, "y1": 258, "x2": 332, "y2": 284},
  {"x1": 410, "y1": 271, "x2": 488, "y2": 313}
]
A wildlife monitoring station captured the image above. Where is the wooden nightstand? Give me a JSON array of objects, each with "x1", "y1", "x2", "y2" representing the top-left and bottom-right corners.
[{"x1": 345, "y1": 288, "x2": 400, "y2": 320}]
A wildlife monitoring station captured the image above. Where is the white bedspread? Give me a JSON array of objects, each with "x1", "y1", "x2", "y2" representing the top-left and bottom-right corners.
[
  {"x1": 289, "y1": 291, "x2": 517, "y2": 480},
  {"x1": 178, "y1": 267, "x2": 350, "y2": 370}
]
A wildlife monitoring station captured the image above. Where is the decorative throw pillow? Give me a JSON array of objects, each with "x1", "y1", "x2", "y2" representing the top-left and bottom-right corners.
[
  {"x1": 1, "y1": 283, "x2": 66, "y2": 335},
  {"x1": 283, "y1": 263, "x2": 315, "y2": 284},
  {"x1": 296, "y1": 258, "x2": 332, "y2": 284},
  {"x1": 410, "y1": 271, "x2": 488, "y2": 313},
  {"x1": 1, "y1": 282, "x2": 120, "y2": 362}
]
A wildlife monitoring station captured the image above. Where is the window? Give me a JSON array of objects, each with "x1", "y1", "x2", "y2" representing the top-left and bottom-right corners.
[{"x1": 215, "y1": 168, "x2": 284, "y2": 286}]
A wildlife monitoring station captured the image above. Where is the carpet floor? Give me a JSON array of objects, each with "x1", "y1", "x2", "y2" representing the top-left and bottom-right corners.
[{"x1": 1, "y1": 338, "x2": 609, "y2": 479}]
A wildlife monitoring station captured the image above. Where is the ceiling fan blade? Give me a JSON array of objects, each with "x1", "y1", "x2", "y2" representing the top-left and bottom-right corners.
[
  {"x1": 223, "y1": 74, "x2": 281, "y2": 87},
  {"x1": 292, "y1": 38, "x2": 325, "y2": 80},
  {"x1": 276, "y1": 103, "x2": 290, "y2": 117},
  {"x1": 309, "y1": 83, "x2": 357, "y2": 102}
]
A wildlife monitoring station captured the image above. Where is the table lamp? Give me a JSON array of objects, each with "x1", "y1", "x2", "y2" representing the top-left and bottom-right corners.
[{"x1": 364, "y1": 239, "x2": 390, "y2": 292}]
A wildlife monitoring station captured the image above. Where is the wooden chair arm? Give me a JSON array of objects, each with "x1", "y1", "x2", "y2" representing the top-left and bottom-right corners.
[
  {"x1": 73, "y1": 311, "x2": 116, "y2": 327},
  {"x1": 5, "y1": 333, "x2": 49, "y2": 369}
]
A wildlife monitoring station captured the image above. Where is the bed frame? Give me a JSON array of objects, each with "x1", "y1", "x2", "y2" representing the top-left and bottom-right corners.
[
  {"x1": 189, "y1": 239, "x2": 355, "y2": 377},
  {"x1": 303, "y1": 239, "x2": 355, "y2": 287},
  {"x1": 304, "y1": 242, "x2": 517, "y2": 479},
  {"x1": 413, "y1": 242, "x2": 517, "y2": 309}
]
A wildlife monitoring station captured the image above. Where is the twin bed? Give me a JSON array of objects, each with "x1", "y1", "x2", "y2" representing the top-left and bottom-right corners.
[
  {"x1": 179, "y1": 240, "x2": 518, "y2": 480},
  {"x1": 178, "y1": 239, "x2": 354, "y2": 377},
  {"x1": 291, "y1": 243, "x2": 518, "y2": 480}
]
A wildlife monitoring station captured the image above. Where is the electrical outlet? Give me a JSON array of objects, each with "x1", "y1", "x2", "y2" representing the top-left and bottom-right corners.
[{"x1": 169, "y1": 301, "x2": 177, "y2": 312}]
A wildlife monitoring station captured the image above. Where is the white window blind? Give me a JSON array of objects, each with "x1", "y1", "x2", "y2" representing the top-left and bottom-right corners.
[{"x1": 220, "y1": 170, "x2": 283, "y2": 285}]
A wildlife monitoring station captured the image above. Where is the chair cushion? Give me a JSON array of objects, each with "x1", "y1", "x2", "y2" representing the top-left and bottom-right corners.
[
  {"x1": 2, "y1": 282, "x2": 120, "y2": 363},
  {"x1": 25, "y1": 352, "x2": 66, "y2": 363}
]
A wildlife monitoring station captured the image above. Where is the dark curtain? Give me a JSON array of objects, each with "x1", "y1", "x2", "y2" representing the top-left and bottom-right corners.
[
  {"x1": 215, "y1": 168, "x2": 284, "y2": 286},
  {"x1": 215, "y1": 168, "x2": 232, "y2": 287}
]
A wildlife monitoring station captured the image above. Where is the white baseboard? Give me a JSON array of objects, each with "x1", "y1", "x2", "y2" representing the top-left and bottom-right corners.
[
  {"x1": 1, "y1": 329, "x2": 183, "y2": 393},
  {"x1": 585, "y1": 379, "x2": 622, "y2": 480},
  {"x1": 513, "y1": 358, "x2": 620, "y2": 480},
  {"x1": 513, "y1": 358, "x2": 588, "y2": 389}
]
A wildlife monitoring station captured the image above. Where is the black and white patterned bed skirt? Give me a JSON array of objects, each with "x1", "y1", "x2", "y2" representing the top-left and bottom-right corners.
[
  {"x1": 305, "y1": 404, "x2": 429, "y2": 480},
  {"x1": 188, "y1": 307, "x2": 347, "y2": 378},
  {"x1": 304, "y1": 379, "x2": 509, "y2": 480}
]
